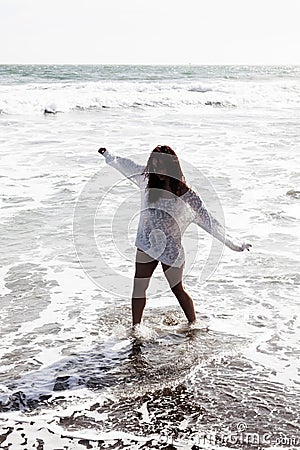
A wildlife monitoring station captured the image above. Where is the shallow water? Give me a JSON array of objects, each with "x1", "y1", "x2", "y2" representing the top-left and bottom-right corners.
[{"x1": 0, "y1": 65, "x2": 299, "y2": 449}]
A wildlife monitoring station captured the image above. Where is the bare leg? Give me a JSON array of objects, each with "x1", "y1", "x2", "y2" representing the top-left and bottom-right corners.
[
  {"x1": 132, "y1": 249, "x2": 158, "y2": 326},
  {"x1": 161, "y1": 263, "x2": 196, "y2": 323}
]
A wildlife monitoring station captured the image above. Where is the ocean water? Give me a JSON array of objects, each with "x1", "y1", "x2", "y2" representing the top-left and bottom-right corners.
[{"x1": 0, "y1": 65, "x2": 299, "y2": 449}]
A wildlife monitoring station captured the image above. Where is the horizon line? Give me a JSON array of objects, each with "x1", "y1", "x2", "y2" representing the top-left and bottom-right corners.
[{"x1": 1, "y1": 62, "x2": 300, "y2": 67}]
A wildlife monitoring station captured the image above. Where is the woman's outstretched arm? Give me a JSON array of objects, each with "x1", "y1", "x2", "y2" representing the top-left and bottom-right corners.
[
  {"x1": 184, "y1": 189, "x2": 252, "y2": 252},
  {"x1": 98, "y1": 147, "x2": 146, "y2": 187}
]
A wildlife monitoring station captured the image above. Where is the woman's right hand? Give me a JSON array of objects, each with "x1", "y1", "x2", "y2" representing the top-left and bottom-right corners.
[{"x1": 98, "y1": 147, "x2": 107, "y2": 155}]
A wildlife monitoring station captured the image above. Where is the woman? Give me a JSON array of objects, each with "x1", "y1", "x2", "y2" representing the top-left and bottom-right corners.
[{"x1": 98, "y1": 145, "x2": 251, "y2": 327}]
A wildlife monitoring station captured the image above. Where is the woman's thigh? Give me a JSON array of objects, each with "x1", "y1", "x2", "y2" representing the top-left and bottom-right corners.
[
  {"x1": 161, "y1": 262, "x2": 184, "y2": 290},
  {"x1": 135, "y1": 248, "x2": 159, "y2": 276},
  {"x1": 133, "y1": 249, "x2": 159, "y2": 296}
]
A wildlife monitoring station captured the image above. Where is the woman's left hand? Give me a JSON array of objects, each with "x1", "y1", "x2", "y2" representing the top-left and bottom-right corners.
[{"x1": 242, "y1": 243, "x2": 252, "y2": 251}]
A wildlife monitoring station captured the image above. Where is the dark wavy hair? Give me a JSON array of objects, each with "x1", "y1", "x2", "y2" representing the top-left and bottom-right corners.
[{"x1": 142, "y1": 145, "x2": 189, "y2": 203}]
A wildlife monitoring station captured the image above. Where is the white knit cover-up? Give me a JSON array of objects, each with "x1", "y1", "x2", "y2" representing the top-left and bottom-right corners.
[{"x1": 103, "y1": 150, "x2": 247, "y2": 267}]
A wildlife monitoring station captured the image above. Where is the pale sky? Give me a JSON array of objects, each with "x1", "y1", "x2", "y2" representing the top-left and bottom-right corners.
[{"x1": 1, "y1": 0, "x2": 300, "y2": 65}]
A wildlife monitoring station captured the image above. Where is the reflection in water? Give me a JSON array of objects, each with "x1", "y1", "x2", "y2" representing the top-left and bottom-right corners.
[{"x1": 128, "y1": 339, "x2": 149, "y2": 373}]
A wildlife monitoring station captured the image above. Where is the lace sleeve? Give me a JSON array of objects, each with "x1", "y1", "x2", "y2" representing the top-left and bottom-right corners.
[
  {"x1": 184, "y1": 189, "x2": 247, "y2": 252},
  {"x1": 103, "y1": 150, "x2": 146, "y2": 187}
]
